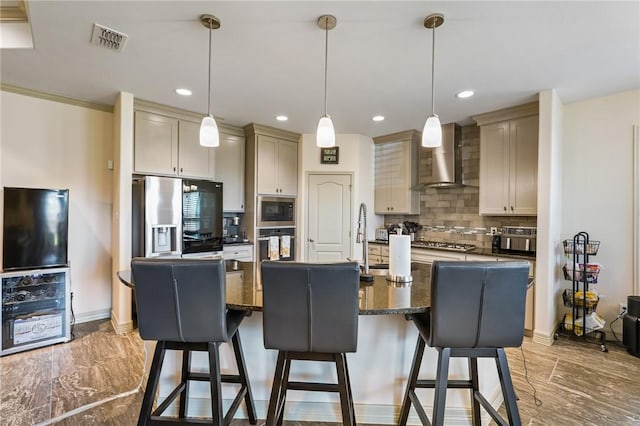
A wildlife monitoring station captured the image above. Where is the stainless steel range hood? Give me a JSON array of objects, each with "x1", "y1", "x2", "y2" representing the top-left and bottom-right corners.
[{"x1": 426, "y1": 122, "x2": 476, "y2": 188}]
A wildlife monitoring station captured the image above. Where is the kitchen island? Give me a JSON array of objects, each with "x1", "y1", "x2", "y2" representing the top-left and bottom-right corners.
[{"x1": 121, "y1": 261, "x2": 508, "y2": 425}]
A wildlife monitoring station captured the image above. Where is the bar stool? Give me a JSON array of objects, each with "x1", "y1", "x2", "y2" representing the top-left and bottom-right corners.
[
  {"x1": 131, "y1": 257, "x2": 257, "y2": 426},
  {"x1": 260, "y1": 261, "x2": 360, "y2": 426},
  {"x1": 398, "y1": 261, "x2": 530, "y2": 426}
]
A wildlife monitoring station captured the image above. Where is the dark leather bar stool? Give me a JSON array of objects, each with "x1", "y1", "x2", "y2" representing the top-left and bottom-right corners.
[
  {"x1": 260, "y1": 261, "x2": 360, "y2": 426},
  {"x1": 131, "y1": 258, "x2": 257, "y2": 426},
  {"x1": 398, "y1": 261, "x2": 530, "y2": 426}
]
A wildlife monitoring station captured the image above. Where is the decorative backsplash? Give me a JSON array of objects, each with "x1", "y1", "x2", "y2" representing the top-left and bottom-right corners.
[{"x1": 383, "y1": 124, "x2": 537, "y2": 251}]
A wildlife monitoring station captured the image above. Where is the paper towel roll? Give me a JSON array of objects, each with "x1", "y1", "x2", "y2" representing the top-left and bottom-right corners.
[{"x1": 389, "y1": 234, "x2": 411, "y2": 281}]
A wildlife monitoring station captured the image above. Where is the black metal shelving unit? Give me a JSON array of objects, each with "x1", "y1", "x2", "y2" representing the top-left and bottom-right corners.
[{"x1": 555, "y1": 232, "x2": 607, "y2": 352}]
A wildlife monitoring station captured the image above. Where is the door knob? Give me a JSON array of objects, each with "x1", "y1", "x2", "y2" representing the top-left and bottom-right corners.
[{"x1": 309, "y1": 238, "x2": 315, "y2": 243}]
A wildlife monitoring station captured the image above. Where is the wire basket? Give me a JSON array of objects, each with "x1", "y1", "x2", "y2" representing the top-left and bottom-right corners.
[
  {"x1": 562, "y1": 289, "x2": 599, "y2": 312},
  {"x1": 560, "y1": 313, "x2": 605, "y2": 337},
  {"x1": 562, "y1": 263, "x2": 601, "y2": 283},
  {"x1": 563, "y1": 239, "x2": 600, "y2": 256}
]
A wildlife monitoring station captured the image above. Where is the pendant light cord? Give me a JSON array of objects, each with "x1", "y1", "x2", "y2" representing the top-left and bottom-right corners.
[
  {"x1": 323, "y1": 16, "x2": 329, "y2": 116},
  {"x1": 430, "y1": 15, "x2": 436, "y2": 116},
  {"x1": 207, "y1": 22, "x2": 212, "y2": 117}
]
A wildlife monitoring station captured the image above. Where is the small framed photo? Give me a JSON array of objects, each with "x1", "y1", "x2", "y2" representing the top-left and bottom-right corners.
[{"x1": 320, "y1": 147, "x2": 339, "y2": 164}]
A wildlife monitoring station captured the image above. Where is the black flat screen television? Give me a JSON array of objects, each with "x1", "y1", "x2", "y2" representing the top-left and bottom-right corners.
[{"x1": 2, "y1": 187, "x2": 69, "y2": 271}]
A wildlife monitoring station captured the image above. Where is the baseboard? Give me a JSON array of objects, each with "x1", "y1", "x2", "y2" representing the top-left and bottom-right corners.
[
  {"x1": 109, "y1": 308, "x2": 134, "y2": 334},
  {"x1": 161, "y1": 398, "x2": 493, "y2": 425},
  {"x1": 73, "y1": 308, "x2": 111, "y2": 324},
  {"x1": 533, "y1": 326, "x2": 557, "y2": 346}
]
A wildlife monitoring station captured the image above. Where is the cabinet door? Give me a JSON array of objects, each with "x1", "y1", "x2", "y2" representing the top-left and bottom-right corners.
[
  {"x1": 134, "y1": 111, "x2": 178, "y2": 175},
  {"x1": 256, "y1": 135, "x2": 278, "y2": 194},
  {"x1": 277, "y1": 140, "x2": 298, "y2": 196},
  {"x1": 178, "y1": 120, "x2": 214, "y2": 179},
  {"x1": 374, "y1": 143, "x2": 393, "y2": 213},
  {"x1": 479, "y1": 121, "x2": 510, "y2": 215},
  {"x1": 389, "y1": 141, "x2": 416, "y2": 214},
  {"x1": 216, "y1": 132, "x2": 245, "y2": 212},
  {"x1": 510, "y1": 116, "x2": 538, "y2": 215}
]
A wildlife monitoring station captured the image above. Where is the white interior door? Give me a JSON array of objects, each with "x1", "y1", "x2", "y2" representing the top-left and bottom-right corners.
[{"x1": 306, "y1": 174, "x2": 352, "y2": 262}]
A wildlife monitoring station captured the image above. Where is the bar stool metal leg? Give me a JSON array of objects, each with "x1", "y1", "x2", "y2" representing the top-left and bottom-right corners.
[
  {"x1": 179, "y1": 349, "x2": 191, "y2": 418},
  {"x1": 398, "y1": 335, "x2": 427, "y2": 426},
  {"x1": 138, "y1": 341, "x2": 166, "y2": 426},
  {"x1": 266, "y1": 351, "x2": 287, "y2": 426},
  {"x1": 432, "y1": 347, "x2": 451, "y2": 426},
  {"x1": 468, "y1": 357, "x2": 481, "y2": 426},
  {"x1": 496, "y1": 348, "x2": 521, "y2": 426},
  {"x1": 231, "y1": 331, "x2": 257, "y2": 424},
  {"x1": 208, "y1": 342, "x2": 224, "y2": 426}
]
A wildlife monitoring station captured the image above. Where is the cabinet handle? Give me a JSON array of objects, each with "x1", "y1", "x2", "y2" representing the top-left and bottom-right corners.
[
  {"x1": 173, "y1": 167, "x2": 177, "y2": 172},
  {"x1": 180, "y1": 168, "x2": 183, "y2": 173},
  {"x1": 510, "y1": 206, "x2": 514, "y2": 212},
  {"x1": 504, "y1": 206, "x2": 507, "y2": 212}
]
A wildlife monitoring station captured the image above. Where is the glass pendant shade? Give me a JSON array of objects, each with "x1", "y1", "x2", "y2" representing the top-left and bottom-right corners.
[
  {"x1": 200, "y1": 114, "x2": 220, "y2": 147},
  {"x1": 422, "y1": 115, "x2": 442, "y2": 148},
  {"x1": 316, "y1": 115, "x2": 335, "y2": 148}
]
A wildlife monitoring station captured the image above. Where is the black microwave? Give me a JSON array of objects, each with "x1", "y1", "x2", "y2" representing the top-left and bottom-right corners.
[{"x1": 257, "y1": 196, "x2": 295, "y2": 227}]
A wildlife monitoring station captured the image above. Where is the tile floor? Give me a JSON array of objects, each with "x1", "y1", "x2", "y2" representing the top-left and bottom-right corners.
[{"x1": 1, "y1": 319, "x2": 639, "y2": 425}]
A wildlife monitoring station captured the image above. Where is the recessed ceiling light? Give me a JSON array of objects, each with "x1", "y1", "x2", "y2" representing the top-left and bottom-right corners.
[
  {"x1": 456, "y1": 90, "x2": 475, "y2": 99},
  {"x1": 276, "y1": 115, "x2": 288, "y2": 121},
  {"x1": 372, "y1": 115, "x2": 385, "y2": 122},
  {"x1": 175, "y1": 88, "x2": 192, "y2": 96}
]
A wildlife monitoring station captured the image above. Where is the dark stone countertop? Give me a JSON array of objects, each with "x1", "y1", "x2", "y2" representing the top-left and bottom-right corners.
[{"x1": 119, "y1": 261, "x2": 432, "y2": 316}]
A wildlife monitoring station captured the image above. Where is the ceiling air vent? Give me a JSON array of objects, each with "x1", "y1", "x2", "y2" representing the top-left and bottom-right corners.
[{"x1": 91, "y1": 23, "x2": 128, "y2": 52}]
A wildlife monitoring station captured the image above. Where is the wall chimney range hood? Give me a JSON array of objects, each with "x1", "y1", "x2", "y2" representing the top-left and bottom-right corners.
[{"x1": 420, "y1": 122, "x2": 476, "y2": 188}]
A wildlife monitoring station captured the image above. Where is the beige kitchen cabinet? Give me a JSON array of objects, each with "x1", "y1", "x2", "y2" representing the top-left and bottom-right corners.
[
  {"x1": 368, "y1": 243, "x2": 389, "y2": 264},
  {"x1": 474, "y1": 103, "x2": 538, "y2": 216},
  {"x1": 256, "y1": 134, "x2": 298, "y2": 196},
  {"x1": 223, "y1": 244, "x2": 253, "y2": 261},
  {"x1": 134, "y1": 110, "x2": 214, "y2": 179},
  {"x1": 411, "y1": 248, "x2": 465, "y2": 264},
  {"x1": 215, "y1": 129, "x2": 246, "y2": 212},
  {"x1": 373, "y1": 130, "x2": 420, "y2": 215}
]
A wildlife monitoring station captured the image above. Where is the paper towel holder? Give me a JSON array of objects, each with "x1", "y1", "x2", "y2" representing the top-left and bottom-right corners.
[{"x1": 387, "y1": 273, "x2": 413, "y2": 284}]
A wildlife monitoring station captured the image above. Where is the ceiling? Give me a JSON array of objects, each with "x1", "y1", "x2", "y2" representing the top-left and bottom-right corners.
[{"x1": 1, "y1": 1, "x2": 638, "y2": 137}]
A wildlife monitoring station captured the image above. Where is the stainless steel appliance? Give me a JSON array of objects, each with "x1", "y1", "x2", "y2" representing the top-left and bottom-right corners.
[
  {"x1": 182, "y1": 180, "x2": 223, "y2": 255},
  {"x1": 412, "y1": 240, "x2": 477, "y2": 252},
  {"x1": 375, "y1": 228, "x2": 388, "y2": 241},
  {"x1": 256, "y1": 196, "x2": 295, "y2": 227},
  {"x1": 132, "y1": 176, "x2": 223, "y2": 258},
  {"x1": 132, "y1": 176, "x2": 182, "y2": 258},
  {"x1": 257, "y1": 228, "x2": 295, "y2": 262},
  {"x1": 492, "y1": 226, "x2": 537, "y2": 255}
]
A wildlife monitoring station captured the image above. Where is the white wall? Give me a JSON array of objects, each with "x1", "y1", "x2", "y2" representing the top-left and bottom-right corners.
[
  {"x1": 562, "y1": 89, "x2": 640, "y2": 333},
  {"x1": 297, "y1": 133, "x2": 382, "y2": 261},
  {"x1": 0, "y1": 90, "x2": 114, "y2": 322}
]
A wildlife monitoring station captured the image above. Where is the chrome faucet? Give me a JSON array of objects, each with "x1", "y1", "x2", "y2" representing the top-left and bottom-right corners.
[{"x1": 356, "y1": 202, "x2": 373, "y2": 281}]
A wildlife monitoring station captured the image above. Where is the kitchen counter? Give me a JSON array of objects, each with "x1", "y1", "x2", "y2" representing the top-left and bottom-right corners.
[
  {"x1": 122, "y1": 260, "x2": 519, "y2": 424},
  {"x1": 370, "y1": 239, "x2": 536, "y2": 261}
]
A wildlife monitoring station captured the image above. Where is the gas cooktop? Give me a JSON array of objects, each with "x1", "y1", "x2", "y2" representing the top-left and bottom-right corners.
[{"x1": 411, "y1": 240, "x2": 477, "y2": 252}]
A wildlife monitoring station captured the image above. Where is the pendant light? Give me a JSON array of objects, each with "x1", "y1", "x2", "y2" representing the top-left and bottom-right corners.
[
  {"x1": 199, "y1": 14, "x2": 220, "y2": 147},
  {"x1": 316, "y1": 15, "x2": 336, "y2": 148},
  {"x1": 422, "y1": 13, "x2": 444, "y2": 148}
]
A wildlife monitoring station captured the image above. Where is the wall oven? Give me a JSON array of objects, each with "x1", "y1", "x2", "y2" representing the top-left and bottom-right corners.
[
  {"x1": 257, "y1": 228, "x2": 295, "y2": 262},
  {"x1": 256, "y1": 196, "x2": 295, "y2": 227}
]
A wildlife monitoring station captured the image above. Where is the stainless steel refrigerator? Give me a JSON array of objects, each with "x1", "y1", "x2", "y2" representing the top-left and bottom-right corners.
[
  {"x1": 132, "y1": 176, "x2": 224, "y2": 258},
  {"x1": 132, "y1": 176, "x2": 182, "y2": 258}
]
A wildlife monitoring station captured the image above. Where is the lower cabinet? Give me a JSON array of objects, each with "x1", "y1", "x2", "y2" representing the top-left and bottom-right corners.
[
  {"x1": 368, "y1": 244, "x2": 389, "y2": 264},
  {"x1": 411, "y1": 248, "x2": 466, "y2": 264},
  {"x1": 223, "y1": 244, "x2": 253, "y2": 261}
]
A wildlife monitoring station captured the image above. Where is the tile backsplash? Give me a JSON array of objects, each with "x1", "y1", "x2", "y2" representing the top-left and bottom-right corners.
[{"x1": 383, "y1": 124, "x2": 537, "y2": 251}]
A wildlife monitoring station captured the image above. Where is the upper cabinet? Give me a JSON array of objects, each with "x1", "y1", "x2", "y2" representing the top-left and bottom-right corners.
[
  {"x1": 215, "y1": 129, "x2": 246, "y2": 212},
  {"x1": 134, "y1": 109, "x2": 214, "y2": 180},
  {"x1": 245, "y1": 124, "x2": 299, "y2": 197},
  {"x1": 133, "y1": 101, "x2": 246, "y2": 211},
  {"x1": 373, "y1": 130, "x2": 420, "y2": 215},
  {"x1": 473, "y1": 102, "x2": 539, "y2": 216}
]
